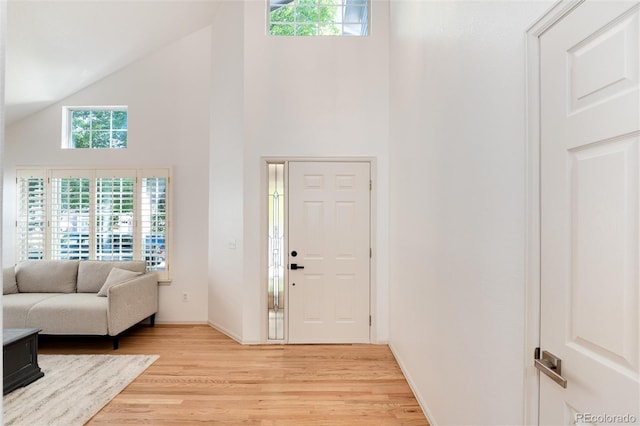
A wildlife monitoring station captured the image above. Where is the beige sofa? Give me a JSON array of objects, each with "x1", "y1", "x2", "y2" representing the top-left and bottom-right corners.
[{"x1": 3, "y1": 260, "x2": 158, "y2": 349}]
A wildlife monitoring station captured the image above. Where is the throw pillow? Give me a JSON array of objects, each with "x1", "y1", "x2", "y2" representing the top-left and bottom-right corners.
[
  {"x1": 3, "y1": 266, "x2": 18, "y2": 295},
  {"x1": 97, "y1": 267, "x2": 142, "y2": 297}
]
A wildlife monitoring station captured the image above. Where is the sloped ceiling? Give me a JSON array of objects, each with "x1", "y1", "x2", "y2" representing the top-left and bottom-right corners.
[{"x1": 5, "y1": 0, "x2": 222, "y2": 124}]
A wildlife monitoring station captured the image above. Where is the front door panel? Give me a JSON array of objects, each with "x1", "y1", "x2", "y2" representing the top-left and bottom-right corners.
[{"x1": 288, "y1": 161, "x2": 370, "y2": 343}]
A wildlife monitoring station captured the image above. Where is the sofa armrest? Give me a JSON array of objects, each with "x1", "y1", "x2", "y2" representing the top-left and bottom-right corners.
[{"x1": 107, "y1": 272, "x2": 158, "y2": 336}]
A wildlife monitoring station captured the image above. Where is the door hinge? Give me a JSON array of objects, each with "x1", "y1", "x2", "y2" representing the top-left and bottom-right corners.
[
  {"x1": 370, "y1": 248, "x2": 372, "y2": 258},
  {"x1": 369, "y1": 180, "x2": 372, "y2": 191},
  {"x1": 369, "y1": 315, "x2": 372, "y2": 326}
]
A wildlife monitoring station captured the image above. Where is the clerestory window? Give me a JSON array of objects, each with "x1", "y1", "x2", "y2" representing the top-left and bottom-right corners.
[
  {"x1": 62, "y1": 106, "x2": 128, "y2": 149},
  {"x1": 268, "y1": 0, "x2": 369, "y2": 36}
]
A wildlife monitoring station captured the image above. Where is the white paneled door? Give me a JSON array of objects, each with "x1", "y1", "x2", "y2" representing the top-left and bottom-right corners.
[
  {"x1": 539, "y1": 1, "x2": 639, "y2": 424},
  {"x1": 288, "y1": 161, "x2": 370, "y2": 343}
]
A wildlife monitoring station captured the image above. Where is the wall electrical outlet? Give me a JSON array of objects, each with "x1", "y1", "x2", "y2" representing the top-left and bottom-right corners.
[{"x1": 182, "y1": 292, "x2": 188, "y2": 302}]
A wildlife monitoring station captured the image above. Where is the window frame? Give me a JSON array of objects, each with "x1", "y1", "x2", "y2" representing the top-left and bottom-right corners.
[
  {"x1": 15, "y1": 167, "x2": 171, "y2": 282},
  {"x1": 61, "y1": 106, "x2": 128, "y2": 149},
  {"x1": 267, "y1": 0, "x2": 370, "y2": 37}
]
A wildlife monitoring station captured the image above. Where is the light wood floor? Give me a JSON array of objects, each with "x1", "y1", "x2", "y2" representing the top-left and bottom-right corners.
[{"x1": 38, "y1": 324, "x2": 429, "y2": 425}]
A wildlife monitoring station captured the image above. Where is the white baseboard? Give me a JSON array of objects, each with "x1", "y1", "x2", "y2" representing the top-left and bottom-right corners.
[
  {"x1": 388, "y1": 342, "x2": 437, "y2": 426},
  {"x1": 206, "y1": 320, "x2": 243, "y2": 344},
  {"x1": 153, "y1": 320, "x2": 248, "y2": 344}
]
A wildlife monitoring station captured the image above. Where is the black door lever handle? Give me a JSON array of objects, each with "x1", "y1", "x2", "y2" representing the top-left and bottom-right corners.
[{"x1": 290, "y1": 263, "x2": 305, "y2": 270}]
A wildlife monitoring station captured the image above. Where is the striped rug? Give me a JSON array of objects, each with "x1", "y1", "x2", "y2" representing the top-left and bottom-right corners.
[{"x1": 3, "y1": 354, "x2": 159, "y2": 426}]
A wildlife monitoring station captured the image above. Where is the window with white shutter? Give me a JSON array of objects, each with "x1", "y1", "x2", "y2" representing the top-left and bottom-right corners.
[
  {"x1": 95, "y1": 173, "x2": 135, "y2": 262},
  {"x1": 50, "y1": 172, "x2": 92, "y2": 260},
  {"x1": 16, "y1": 172, "x2": 46, "y2": 260},
  {"x1": 15, "y1": 168, "x2": 171, "y2": 281},
  {"x1": 141, "y1": 173, "x2": 168, "y2": 271}
]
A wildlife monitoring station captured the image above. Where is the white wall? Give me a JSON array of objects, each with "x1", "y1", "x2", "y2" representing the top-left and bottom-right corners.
[
  {"x1": 0, "y1": 1, "x2": 5, "y2": 279},
  {"x1": 1, "y1": 9, "x2": 6, "y2": 425},
  {"x1": 3, "y1": 26, "x2": 213, "y2": 323},
  {"x1": 208, "y1": 1, "x2": 245, "y2": 341},
  {"x1": 388, "y1": 1, "x2": 552, "y2": 424},
  {"x1": 240, "y1": 0, "x2": 390, "y2": 343},
  {"x1": 0, "y1": 0, "x2": 5, "y2": 267}
]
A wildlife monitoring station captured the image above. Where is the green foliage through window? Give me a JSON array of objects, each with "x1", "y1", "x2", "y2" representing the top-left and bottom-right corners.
[
  {"x1": 269, "y1": 0, "x2": 368, "y2": 36},
  {"x1": 65, "y1": 107, "x2": 128, "y2": 149}
]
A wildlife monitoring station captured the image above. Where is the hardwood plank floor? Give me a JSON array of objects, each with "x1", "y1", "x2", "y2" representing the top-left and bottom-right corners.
[{"x1": 38, "y1": 324, "x2": 428, "y2": 425}]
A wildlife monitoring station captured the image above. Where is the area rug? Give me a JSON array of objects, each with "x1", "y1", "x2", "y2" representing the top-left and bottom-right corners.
[{"x1": 3, "y1": 354, "x2": 159, "y2": 426}]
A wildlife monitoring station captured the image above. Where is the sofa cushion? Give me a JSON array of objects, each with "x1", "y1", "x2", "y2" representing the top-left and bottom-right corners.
[
  {"x1": 25, "y1": 293, "x2": 108, "y2": 335},
  {"x1": 2, "y1": 293, "x2": 62, "y2": 328},
  {"x1": 3, "y1": 266, "x2": 18, "y2": 295},
  {"x1": 77, "y1": 261, "x2": 147, "y2": 293},
  {"x1": 97, "y1": 268, "x2": 142, "y2": 297},
  {"x1": 15, "y1": 260, "x2": 79, "y2": 293}
]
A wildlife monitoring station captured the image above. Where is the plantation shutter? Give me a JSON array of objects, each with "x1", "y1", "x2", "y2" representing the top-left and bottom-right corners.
[
  {"x1": 140, "y1": 169, "x2": 169, "y2": 280},
  {"x1": 96, "y1": 171, "x2": 136, "y2": 261},
  {"x1": 16, "y1": 171, "x2": 46, "y2": 261},
  {"x1": 15, "y1": 167, "x2": 171, "y2": 281},
  {"x1": 50, "y1": 171, "x2": 92, "y2": 260}
]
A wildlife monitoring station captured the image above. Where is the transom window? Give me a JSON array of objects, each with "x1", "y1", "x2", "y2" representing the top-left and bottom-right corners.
[
  {"x1": 62, "y1": 106, "x2": 128, "y2": 149},
  {"x1": 269, "y1": 0, "x2": 369, "y2": 36},
  {"x1": 16, "y1": 167, "x2": 170, "y2": 281}
]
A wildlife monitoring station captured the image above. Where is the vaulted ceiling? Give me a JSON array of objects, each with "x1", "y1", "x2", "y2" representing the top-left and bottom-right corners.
[{"x1": 5, "y1": 0, "x2": 222, "y2": 124}]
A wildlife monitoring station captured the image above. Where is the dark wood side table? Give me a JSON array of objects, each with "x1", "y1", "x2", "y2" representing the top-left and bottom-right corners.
[{"x1": 3, "y1": 328, "x2": 44, "y2": 394}]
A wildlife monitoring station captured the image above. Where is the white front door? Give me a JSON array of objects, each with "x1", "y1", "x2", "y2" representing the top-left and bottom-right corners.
[
  {"x1": 288, "y1": 161, "x2": 370, "y2": 343},
  {"x1": 540, "y1": 1, "x2": 639, "y2": 424}
]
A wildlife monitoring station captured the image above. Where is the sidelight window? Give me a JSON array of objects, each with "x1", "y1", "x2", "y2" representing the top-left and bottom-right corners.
[{"x1": 268, "y1": 163, "x2": 286, "y2": 340}]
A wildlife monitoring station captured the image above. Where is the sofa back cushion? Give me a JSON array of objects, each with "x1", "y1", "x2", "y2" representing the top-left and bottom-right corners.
[
  {"x1": 77, "y1": 260, "x2": 147, "y2": 293},
  {"x1": 3, "y1": 266, "x2": 18, "y2": 295},
  {"x1": 15, "y1": 260, "x2": 79, "y2": 293}
]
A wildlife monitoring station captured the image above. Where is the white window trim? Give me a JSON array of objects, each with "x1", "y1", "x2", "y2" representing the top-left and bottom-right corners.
[
  {"x1": 267, "y1": 0, "x2": 370, "y2": 37},
  {"x1": 16, "y1": 166, "x2": 172, "y2": 282},
  {"x1": 61, "y1": 106, "x2": 128, "y2": 149}
]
